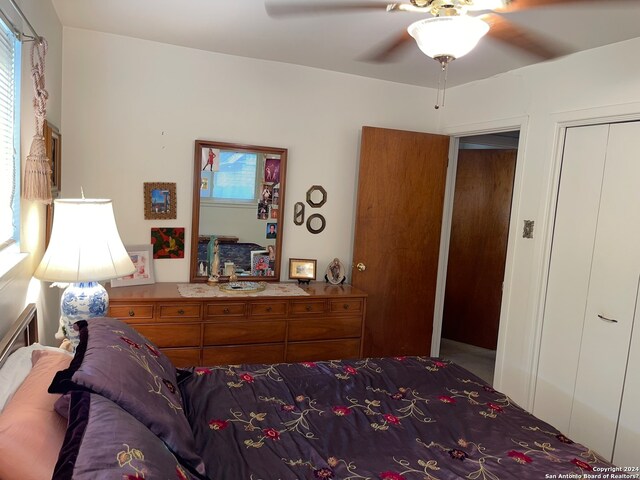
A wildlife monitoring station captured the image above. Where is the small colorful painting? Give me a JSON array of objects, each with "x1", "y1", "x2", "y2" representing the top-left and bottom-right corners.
[
  {"x1": 264, "y1": 157, "x2": 280, "y2": 184},
  {"x1": 144, "y1": 182, "x2": 176, "y2": 220},
  {"x1": 151, "y1": 227, "x2": 185, "y2": 259}
]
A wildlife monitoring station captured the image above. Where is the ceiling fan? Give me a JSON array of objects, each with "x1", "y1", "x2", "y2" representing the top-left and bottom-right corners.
[{"x1": 265, "y1": 0, "x2": 630, "y2": 107}]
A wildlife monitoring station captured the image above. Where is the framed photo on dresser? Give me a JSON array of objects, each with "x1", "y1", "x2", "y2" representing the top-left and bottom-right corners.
[{"x1": 111, "y1": 245, "x2": 155, "y2": 287}]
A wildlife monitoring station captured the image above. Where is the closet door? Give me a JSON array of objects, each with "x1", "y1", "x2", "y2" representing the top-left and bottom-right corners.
[
  {"x1": 535, "y1": 121, "x2": 640, "y2": 462},
  {"x1": 569, "y1": 122, "x2": 640, "y2": 460},
  {"x1": 614, "y1": 289, "x2": 640, "y2": 466},
  {"x1": 533, "y1": 125, "x2": 609, "y2": 432}
]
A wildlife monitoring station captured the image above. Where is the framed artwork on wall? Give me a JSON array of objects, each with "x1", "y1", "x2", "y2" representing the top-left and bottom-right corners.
[
  {"x1": 151, "y1": 227, "x2": 185, "y2": 259},
  {"x1": 111, "y1": 244, "x2": 155, "y2": 287},
  {"x1": 144, "y1": 182, "x2": 177, "y2": 220},
  {"x1": 44, "y1": 121, "x2": 61, "y2": 192}
]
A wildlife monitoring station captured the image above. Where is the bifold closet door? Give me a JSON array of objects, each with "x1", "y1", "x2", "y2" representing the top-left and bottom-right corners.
[
  {"x1": 569, "y1": 122, "x2": 640, "y2": 462},
  {"x1": 535, "y1": 121, "x2": 640, "y2": 462},
  {"x1": 534, "y1": 125, "x2": 609, "y2": 433}
]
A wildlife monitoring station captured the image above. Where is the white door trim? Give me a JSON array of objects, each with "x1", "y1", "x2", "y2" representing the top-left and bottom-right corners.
[{"x1": 432, "y1": 116, "x2": 529, "y2": 394}]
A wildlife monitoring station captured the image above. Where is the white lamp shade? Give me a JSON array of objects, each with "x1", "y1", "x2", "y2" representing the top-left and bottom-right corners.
[
  {"x1": 408, "y1": 15, "x2": 490, "y2": 60},
  {"x1": 35, "y1": 199, "x2": 136, "y2": 282}
]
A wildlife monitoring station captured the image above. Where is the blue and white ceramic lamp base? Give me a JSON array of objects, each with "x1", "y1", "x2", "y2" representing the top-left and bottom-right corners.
[{"x1": 57, "y1": 281, "x2": 108, "y2": 351}]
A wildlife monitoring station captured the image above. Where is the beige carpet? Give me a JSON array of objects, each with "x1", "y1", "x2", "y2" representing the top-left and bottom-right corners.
[{"x1": 439, "y1": 338, "x2": 496, "y2": 386}]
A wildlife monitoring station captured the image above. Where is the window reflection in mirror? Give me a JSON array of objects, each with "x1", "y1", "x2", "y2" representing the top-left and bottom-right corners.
[{"x1": 191, "y1": 140, "x2": 287, "y2": 283}]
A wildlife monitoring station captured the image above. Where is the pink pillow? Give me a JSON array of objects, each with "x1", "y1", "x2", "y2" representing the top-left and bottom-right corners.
[{"x1": 0, "y1": 349, "x2": 71, "y2": 480}]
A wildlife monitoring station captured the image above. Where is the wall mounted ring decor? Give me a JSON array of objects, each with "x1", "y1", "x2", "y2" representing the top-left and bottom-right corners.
[
  {"x1": 306, "y1": 213, "x2": 326, "y2": 234},
  {"x1": 306, "y1": 185, "x2": 327, "y2": 208},
  {"x1": 293, "y1": 202, "x2": 305, "y2": 225}
]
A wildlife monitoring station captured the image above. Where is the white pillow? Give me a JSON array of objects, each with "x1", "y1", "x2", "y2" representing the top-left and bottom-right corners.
[{"x1": 0, "y1": 343, "x2": 72, "y2": 412}]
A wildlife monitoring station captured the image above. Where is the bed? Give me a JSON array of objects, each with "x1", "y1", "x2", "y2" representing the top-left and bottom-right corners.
[{"x1": 0, "y1": 306, "x2": 618, "y2": 479}]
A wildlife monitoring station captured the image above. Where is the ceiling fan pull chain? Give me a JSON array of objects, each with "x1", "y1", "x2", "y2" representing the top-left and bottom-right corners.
[{"x1": 434, "y1": 56, "x2": 450, "y2": 109}]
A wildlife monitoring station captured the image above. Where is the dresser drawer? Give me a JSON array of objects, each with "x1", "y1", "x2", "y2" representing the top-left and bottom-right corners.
[
  {"x1": 288, "y1": 317, "x2": 362, "y2": 341},
  {"x1": 203, "y1": 321, "x2": 285, "y2": 346},
  {"x1": 249, "y1": 301, "x2": 287, "y2": 317},
  {"x1": 203, "y1": 344, "x2": 285, "y2": 365},
  {"x1": 161, "y1": 348, "x2": 201, "y2": 368},
  {"x1": 286, "y1": 339, "x2": 361, "y2": 362},
  {"x1": 330, "y1": 299, "x2": 363, "y2": 314},
  {"x1": 109, "y1": 304, "x2": 154, "y2": 322},
  {"x1": 133, "y1": 324, "x2": 201, "y2": 348},
  {"x1": 158, "y1": 303, "x2": 201, "y2": 320},
  {"x1": 289, "y1": 300, "x2": 326, "y2": 315},
  {"x1": 205, "y1": 302, "x2": 246, "y2": 319}
]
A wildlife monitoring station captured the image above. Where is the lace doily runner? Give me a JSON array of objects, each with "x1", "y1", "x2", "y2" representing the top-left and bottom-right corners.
[{"x1": 177, "y1": 282, "x2": 310, "y2": 298}]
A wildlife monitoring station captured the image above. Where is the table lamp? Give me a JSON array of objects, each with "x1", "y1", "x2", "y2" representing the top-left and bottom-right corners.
[{"x1": 34, "y1": 198, "x2": 135, "y2": 349}]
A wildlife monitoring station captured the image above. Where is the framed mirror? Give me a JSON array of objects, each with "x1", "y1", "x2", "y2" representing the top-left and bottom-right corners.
[{"x1": 190, "y1": 140, "x2": 287, "y2": 283}]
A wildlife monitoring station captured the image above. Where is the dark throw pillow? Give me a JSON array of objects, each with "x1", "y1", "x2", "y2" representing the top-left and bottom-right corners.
[
  {"x1": 53, "y1": 391, "x2": 199, "y2": 479},
  {"x1": 49, "y1": 317, "x2": 205, "y2": 477}
]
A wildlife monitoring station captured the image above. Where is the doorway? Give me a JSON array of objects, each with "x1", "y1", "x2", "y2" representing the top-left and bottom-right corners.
[{"x1": 438, "y1": 131, "x2": 519, "y2": 384}]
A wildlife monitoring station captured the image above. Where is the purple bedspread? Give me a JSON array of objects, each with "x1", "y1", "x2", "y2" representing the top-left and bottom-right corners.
[{"x1": 180, "y1": 357, "x2": 612, "y2": 479}]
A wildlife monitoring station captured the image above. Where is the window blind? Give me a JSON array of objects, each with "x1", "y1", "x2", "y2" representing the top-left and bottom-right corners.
[{"x1": 0, "y1": 18, "x2": 19, "y2": 250}]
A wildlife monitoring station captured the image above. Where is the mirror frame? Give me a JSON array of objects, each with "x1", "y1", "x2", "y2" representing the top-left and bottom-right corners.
[{"x1": 190, "y1": 139, "x2": 288, "y2": 283}]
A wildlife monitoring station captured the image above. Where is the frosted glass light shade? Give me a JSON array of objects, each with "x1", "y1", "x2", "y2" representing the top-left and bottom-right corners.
[
  {"x1": 35, "y1": 199, "x2": 135, "y2": 282},
  {"x1": 408, "y1": 15, "x2": 490, "y2": 60}
]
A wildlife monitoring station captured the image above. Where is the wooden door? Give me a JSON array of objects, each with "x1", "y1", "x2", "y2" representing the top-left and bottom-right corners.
[
  {"x1": 352, "y1": 126, "x2": 449, "y2": 357},
  {"x1": 441, "y1": 149, "x2": 516, "y2": 350}
]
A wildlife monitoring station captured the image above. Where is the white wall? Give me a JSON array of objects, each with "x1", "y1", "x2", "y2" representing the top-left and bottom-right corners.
[
  {"x1": 440, "y1": 38, "x2": 640, "y2": 407},
  {"x1": 61, "y1": 27, "x2": 439, "y2": 283},
  {"x1": 0, "y1": 0, "x2": 62, "y2": 345}
]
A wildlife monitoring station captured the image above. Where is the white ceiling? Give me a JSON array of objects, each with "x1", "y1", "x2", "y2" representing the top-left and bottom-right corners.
[{"x1": 52, "y1": 0, "x2": 640, "y2": 88}]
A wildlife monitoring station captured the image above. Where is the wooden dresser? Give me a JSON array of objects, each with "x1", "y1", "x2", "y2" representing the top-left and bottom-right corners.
[{"x1": 106, "y1": 282, "x2": 367, "y2": 367}]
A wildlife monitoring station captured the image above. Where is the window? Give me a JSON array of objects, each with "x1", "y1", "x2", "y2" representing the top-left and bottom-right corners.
[
  {"x1": 0, "y1": 18, "x2": 20, "y2": 251},
  {"x1": 201, "y1": 150, "x2": 259, "y2": 203}
]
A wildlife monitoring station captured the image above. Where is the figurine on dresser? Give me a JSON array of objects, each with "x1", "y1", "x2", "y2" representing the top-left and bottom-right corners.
[{"x1": 208, "y1": 238, "x2": 221, "y2": 284}]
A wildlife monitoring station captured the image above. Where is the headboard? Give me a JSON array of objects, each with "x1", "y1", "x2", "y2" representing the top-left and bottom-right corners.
[{"x1": 0, "y1": 303, "x2": 38, "y2": 369}]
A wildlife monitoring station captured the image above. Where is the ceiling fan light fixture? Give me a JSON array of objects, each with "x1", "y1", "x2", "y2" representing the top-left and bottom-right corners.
[{"x1": 407, "y1": 15, "x2": 489, "y2": 60}]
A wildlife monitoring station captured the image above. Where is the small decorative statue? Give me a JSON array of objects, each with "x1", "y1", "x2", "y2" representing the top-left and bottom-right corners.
[
  {"x1": 207, "y1": 238, "x2": 221, "y2": 284},
  {"x1": 325, "y1": 258, "x2": 346, "y2": 285}
]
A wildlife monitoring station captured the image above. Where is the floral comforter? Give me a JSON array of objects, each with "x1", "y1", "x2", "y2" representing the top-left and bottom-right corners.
[{"x1": 180, "y1": 357, "x2": 612, "y2": 480}]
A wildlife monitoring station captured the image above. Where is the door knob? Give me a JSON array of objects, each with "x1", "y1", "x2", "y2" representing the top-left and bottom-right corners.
[{"x1": 356, "y1": 262, "x2": 366, "y2": 272}]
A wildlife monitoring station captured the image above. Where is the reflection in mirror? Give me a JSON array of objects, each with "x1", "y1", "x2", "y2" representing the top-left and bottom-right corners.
[{"x1": 191, "y1": 140, "x2": 287, "y2": 283}]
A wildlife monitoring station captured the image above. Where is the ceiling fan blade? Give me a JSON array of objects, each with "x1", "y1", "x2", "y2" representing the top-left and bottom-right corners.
[
  {"x1": 483, "y1": 13, "x2": 566, "y2": 60},
  {"x1": 500, "y1": 0, "x2": 629, "y2": 12},
  {"x1": 362, "y1": 30, "x2": 413, "y2": 62},
  {"x1": 265, "y1": 2, "x2": 392, "y2": 17}
]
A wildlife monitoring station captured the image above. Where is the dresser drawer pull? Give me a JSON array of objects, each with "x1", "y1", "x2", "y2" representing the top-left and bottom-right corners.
[
  {"x1": 128, "y1": 309, "x2": 135, "y2": 317},
  {"x1": 343, "y1": 304, "x2": 350, "y2": 310},
  {"x1": 177, "y1": 309, "x2": 185, "y2": 315},
  {"x1": 223, "y1": 308, "x2": 230, "y2": 314},
  {"x1": 305, "y1": 305, "x2": 312, "y2": 311},
  {"x1": 266, "y1": 306, "x2": 273, "y2": 312},
  {"x1": 598, "y1": 314, "x2": 618, "y2": 323}
]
